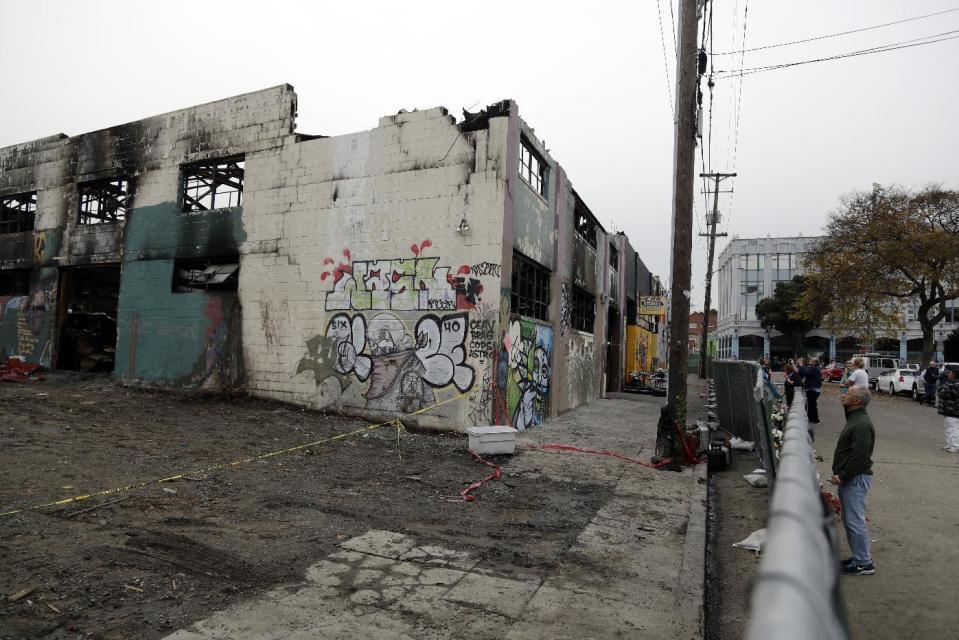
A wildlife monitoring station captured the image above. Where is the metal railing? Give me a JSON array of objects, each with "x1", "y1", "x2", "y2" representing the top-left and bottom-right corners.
[{"x1": 746, "y1": 400, "x2": 849, "y2": 640}]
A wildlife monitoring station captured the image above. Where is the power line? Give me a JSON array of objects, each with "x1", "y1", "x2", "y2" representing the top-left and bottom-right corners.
[
  {"x1": 727, "y1": 0, "x2": 751, "y2": 230},
  {"x1": 656, "y1": 0, "x2": 675, "y2": 116},
  {"x1": 713, "y1": 6, "x2": 959, "y2": 55},
  {"x1": 714, "y1": 29, "x2": 959, "y2": 79}
]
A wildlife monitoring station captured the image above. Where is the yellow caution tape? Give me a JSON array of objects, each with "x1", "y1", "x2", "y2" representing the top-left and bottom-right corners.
[{"x1": 0, "y1": 391, "x2": 470, "y2": 518}]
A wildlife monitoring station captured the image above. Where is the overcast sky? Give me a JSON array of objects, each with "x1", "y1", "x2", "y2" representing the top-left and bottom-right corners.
[{"x1": 2, "y1": 0, "x2": 957, "y2": 310}]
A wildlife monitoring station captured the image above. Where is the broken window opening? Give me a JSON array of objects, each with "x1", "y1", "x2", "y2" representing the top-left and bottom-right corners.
[
  {"x1": 609, "y1": 244, "x2": 619, "y2": 270},
  {"x1": 0, "y1": 192, "x2": 37, "y2": 235},
  {"x1": 519, "y1": 138, "x2": 548, "y2": 198},
  {"x1": 571, "y1": 286, "x2": 595, "y2": 333},
  {"x1": 181, "y1": 158, "x2": 245, "y2": 212},
  {"x1": 78, "y1": 178, "x2": 132, "y2": 224},
  {"x1": 173, "y1": 256, "x2": 240, "y2": 293},
  {"x1": 511, "y1": 251, "x2": 550, "y2": 322},
  {"x1": 0, "y1": 269, "x2": 31, "y2": 296},
  {"x1": 574, "y1": 201, "x2": 598, "y2": 248}
]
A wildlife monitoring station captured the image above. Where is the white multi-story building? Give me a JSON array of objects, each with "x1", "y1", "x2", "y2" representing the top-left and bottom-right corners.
[{"x1": 714, "y1": 235, "x2": 958, "y2": 364}]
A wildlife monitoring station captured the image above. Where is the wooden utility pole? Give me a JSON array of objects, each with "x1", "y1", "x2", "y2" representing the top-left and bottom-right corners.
[
  {"x1": 659, "y1": 0, "x2": 701, "y2": 459},
  {"x1": 698, "y1": 172, "x2": 735, "y2": 378}
]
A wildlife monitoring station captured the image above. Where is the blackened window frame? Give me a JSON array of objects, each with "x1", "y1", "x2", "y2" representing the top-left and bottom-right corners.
[
  {"x1": 571, "y1": 285, "x2": 595, "y2": 333},
  {"x1": 519, "y1": 137, "x2": 548, "y2": 198},
  {"x1": 181, "y1": 157, "x2": 245, "y2": 213},
  {"x1": 574, "y1": 200, "x2": 598, "y2": 248},
  {"x1": 172, "y1": 255, "x2": 240, "y2": 293},
  {"x1": 78, "y1": 177, "x2": 133, "y2": 225},
  {"x1": 0, "y1": 192, "x2": 37, "y2": 235},
  {"x1": 511, "y1": 251, "x2": 551, "y2": 322},
  {"x1": 609, "y1": 244, "x2": 619, "y2": 270}
]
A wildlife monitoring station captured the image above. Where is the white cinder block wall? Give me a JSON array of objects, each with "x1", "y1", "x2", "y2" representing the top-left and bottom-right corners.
[{"x1": 240, "y1": 107, "x2": 510, "y2": 430}]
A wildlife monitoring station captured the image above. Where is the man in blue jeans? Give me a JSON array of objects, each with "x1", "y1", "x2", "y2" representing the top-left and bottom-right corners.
[{"x1": 831, "y1": 386, "x2": 876, "y2": 576}]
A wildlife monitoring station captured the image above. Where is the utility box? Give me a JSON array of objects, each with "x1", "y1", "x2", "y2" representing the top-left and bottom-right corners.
[{"x1": 467, "y1": 425, "x2": 518, "y2": 455}]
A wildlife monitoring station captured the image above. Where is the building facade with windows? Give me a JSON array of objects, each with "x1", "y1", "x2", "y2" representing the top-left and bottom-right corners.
[
  {"x1": 714, "y1": 234, "x2": 959, "y2": 364},
  {"x1": 0, "y1": 85, "x2": 663, "y2": 431}
]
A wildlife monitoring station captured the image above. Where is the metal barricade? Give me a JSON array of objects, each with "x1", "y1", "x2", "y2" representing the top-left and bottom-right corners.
[
  {"x1": 746, "y1": 400, "x2": 849, "y2": 640},
  {"x1": 712, "y1": 360, "x2": 779, "y2": 481}
]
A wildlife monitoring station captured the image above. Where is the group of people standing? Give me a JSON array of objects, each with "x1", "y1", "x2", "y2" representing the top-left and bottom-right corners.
[
  {"x1": 780, "y1": 357, "x2": 824, "y2": 423},
  {"x1": 774, "y1": 356, "x2": 876, "y2": 577},
  {"x1": 920, "y1": 360, "x2": 959, "y2": 453}
]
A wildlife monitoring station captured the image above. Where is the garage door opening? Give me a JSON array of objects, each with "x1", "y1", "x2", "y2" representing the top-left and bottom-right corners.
[{"x1": 57, "y1": 265, "x2": 121, "y2": 372}]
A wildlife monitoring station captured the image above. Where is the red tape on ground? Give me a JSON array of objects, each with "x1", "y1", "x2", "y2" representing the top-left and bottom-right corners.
[{"x1": 446, "y1": 450, "x2": 502, "y2": 502}]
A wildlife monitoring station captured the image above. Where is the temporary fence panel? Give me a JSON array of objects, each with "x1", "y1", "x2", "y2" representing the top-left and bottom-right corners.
[
  {"x1": 746, "y1": 400, "x2": 849, "y2": 640},
  {"x1": 712, "y1": 360, "x2": 779, "y2": 480}
]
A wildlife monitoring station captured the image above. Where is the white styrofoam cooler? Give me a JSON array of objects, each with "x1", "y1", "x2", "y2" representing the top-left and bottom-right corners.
[{"x1": 467, "y1": 425, "x2": 518, "y2": 455}]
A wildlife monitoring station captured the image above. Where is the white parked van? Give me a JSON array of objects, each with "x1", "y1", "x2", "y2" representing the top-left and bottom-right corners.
[{"x1": 846, "y1": 353, "x2": 900, "y2": 390}]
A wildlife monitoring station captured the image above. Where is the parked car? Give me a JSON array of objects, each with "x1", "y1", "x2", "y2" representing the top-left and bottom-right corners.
[
  {"x1": 912, "y1": 362, "x2": 959, "y2": 401},
  {"x1": 823, "y1": 363, "x2": 846, "y2": 382},
  {"x1": 854, "y1": 353, "x2": 900, "y2": 390},
  {"x1": 876, "y1": 368, "x2": 917, "y2": 396}
]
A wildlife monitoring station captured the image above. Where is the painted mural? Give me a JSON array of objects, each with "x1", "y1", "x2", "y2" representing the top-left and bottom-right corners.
[
  {"x1": 502, "y1": 319, "x2": 553, "y2": 430},
  {"x1": 297, "y1": 311, "x2": 476, "y2": 413},
  {"x1": 321, "y1": 241, "x2": 485, "y2": 312}
]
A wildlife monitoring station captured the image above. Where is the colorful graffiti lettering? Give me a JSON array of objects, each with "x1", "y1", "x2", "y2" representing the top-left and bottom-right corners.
[
  {"x1": 320, "y1": 242, "x2": 487, "y2": 312},
  {"x1": 503, "y1": 319, "x2": 553, "y2": 430},
  {"x1": 297, "y1": 311, "x2": 475, "y2": 413}
]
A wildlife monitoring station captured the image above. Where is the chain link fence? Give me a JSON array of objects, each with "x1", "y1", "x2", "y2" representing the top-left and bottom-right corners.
[
  {"x1": 746, "y1": 398, "x2": 849, "y2": 639},
  {"x1": 711, "y1": 360, "x2": 778, "y2": 481}
]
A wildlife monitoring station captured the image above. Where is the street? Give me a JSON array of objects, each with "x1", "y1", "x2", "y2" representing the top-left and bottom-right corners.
[{"x1": 814, "y1": 383, "x2": 959, "y2": 639}]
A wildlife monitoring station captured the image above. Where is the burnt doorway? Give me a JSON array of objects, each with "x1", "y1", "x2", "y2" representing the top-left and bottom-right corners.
[
  {"x1": 606, "y1": 305, "x2": 622, "y2": 392},
  {"x1": 57, "y1": 265, "x2": 121, "y2": 372}
]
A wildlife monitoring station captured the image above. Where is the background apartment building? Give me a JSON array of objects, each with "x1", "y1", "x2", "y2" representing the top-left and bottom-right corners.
[
  {"x1": 715, "y1": 235, "x2": 959, "y2": 364},
  {"x1": 0, "y1": 85, "x2": 663, "y2": 430}
]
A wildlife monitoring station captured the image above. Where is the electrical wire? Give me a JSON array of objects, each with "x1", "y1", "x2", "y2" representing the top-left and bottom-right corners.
[
  {"x1": 726, "y1": 0, "x2": 750, "y2": 232},
  {"x1": 656, "y1": 0, "x2": 675, "y2": 117},
  {"x1": 713, "y1": 6, "x2": 959, "y2": 55},
  {"x1": 714, "y1": 29, "x2": 959, "y2": 79}
]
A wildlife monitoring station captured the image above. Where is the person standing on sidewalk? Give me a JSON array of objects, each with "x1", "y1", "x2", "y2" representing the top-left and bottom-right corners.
[
  {"x1": 935, "y1": 364, "x2": 959, "y2": 453},
  {"x1": 922, "y1": 361, "x2": 940, "y2": 406},
  {"x1": 783, "y1": 363, "x2": 800, "y2": 408},
  {"x1": 831, "y1": 386, "x2": 876, "y2": 576},
  {"x1": 800, "y1": 358, "x2": 823, "y2": 424},
  {"x1": 845, "y1": 357, "x2": 869, "y2": 391}
]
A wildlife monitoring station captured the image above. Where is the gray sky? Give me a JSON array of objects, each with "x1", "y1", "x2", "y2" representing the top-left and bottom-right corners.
[{"x1": 2, "y1": 0, "x2": 957, "y2": 310}]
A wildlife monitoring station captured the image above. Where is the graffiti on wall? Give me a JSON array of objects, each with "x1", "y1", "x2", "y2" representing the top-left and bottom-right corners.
[
  {"x1": 502, "y1": 319, "x2": 553, "y2": 430},
  {"x1": 559, "y1": 282, "x2": 571, "y2": 336},
  {"x1": 321, "y1": 241, "x2": 486, "y2": 312},
  {"x1": 297, "y1": 310, "x2": 476, "y2": 413},
  {"x1": 2, "y1": 287, "x2": 49, "y2": 359}
]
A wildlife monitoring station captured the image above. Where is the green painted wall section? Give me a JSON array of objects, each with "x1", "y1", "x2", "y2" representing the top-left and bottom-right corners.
[
  {"x1": 113, "y1": 201, "x2": 246, "y2": 387},
  {"x1": 124, "y1": 202, "x2": 246, "y2": 259},
  {"x1": 0, "y1": 267, "x2": 58, "y2": 366},
  {"x1": 114, "y1": 259, "x2": 243, "y2": 386}
]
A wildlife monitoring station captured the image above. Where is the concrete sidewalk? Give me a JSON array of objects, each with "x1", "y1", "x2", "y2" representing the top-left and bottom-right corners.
[{"x1": 164, "y1": 390, "x2": 706, "y2": 640}]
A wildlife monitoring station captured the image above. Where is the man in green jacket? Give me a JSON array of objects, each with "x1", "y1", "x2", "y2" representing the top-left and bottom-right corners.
[{"x1": 831, "y1": 386, "x2": 876, "y2": 576}]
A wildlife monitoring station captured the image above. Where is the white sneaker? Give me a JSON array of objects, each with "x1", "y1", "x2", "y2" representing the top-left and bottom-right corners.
[{"x1": 946, "y1": 447, "x2": 959, "y2": 453}]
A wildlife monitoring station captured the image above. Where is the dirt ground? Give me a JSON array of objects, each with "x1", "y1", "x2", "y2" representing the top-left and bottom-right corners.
[
  {"x1": 1, "y1": 373, "x2": 610, "y2": 640},
  {"x1": 704, "y1": 439, "x2": 770, "y2": 640}
]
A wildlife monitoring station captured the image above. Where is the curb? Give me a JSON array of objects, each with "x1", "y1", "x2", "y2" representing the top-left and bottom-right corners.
[{"x1": 675, "y1": 463, "x2": 708, "y2": 639}]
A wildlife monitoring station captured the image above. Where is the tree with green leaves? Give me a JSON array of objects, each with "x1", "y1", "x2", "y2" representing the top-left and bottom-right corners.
[
  {"x1": 798, "y1": 184, "x2": 959, "y2": 363},
  {"x1": 755, "y1": 275, "x2": 818, "y2": 357}
]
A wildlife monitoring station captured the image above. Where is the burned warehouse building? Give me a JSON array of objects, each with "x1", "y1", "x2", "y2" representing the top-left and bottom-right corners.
[{"x1": 0, "y1": 85, "x2": 664, "y2": 429}]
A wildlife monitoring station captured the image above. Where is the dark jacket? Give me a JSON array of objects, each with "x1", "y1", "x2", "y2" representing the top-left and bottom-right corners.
[
  {"x1": 923, "y1": 366, "x2": 939, "y2": 386},
  {"x1": 799, "y1": 365, "x2": 822, "y2": 390},
  {"x1": 832, "y1": 407, "x2": 875, "y2": 482},
  {"x1": 937, "y1": 378, "x2": 959, "y2": 418}
]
